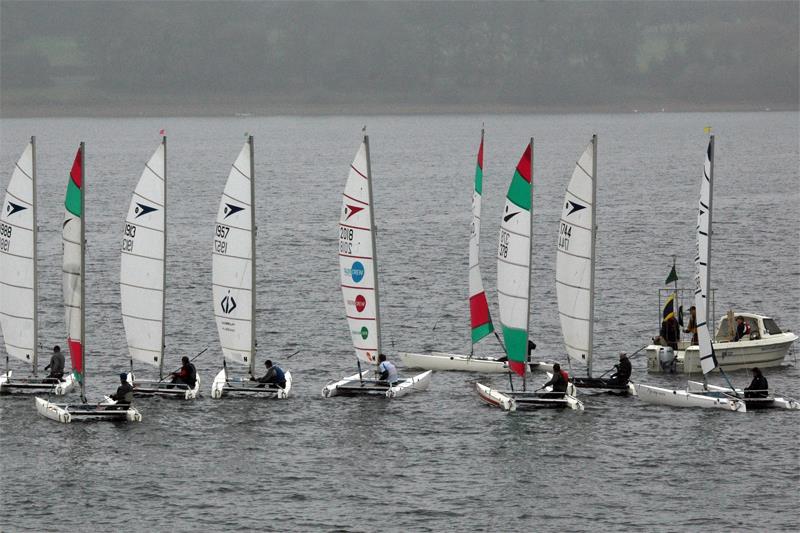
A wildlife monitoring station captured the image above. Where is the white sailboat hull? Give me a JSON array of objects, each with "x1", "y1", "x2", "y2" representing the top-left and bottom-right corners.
[
  {"x1": 35, "y1": 396, "x2": 142, "y2": 423},
  {"x1": 686, "y1": 381, "x2": 800, "y2": 410},
  {"x1": 637, "y1": 383, "x2": 746, "y2": 412},
  {"x1": 0, "y1": 371, "x2": 75, "y2": 395},
  {"x1": 645, "y1": 332, "x2": 797, "y2": 374},
  {"x1": 210, "y1": 368, "x2": 292, "y2": 399},
  {"x1": 131, "y1": 374, "x2": 200, "y2": 400},
  {"x1": 475, "y1": 382, "x2": 584, "y2": 411},
  {"x1": 321, "y1": 370, "x2": 431, "y2": 398}
]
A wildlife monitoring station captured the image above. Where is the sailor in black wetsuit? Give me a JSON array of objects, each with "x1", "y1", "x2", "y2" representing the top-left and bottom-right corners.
[
  {"x1": 541, "y1": 363, "x2": 569, "y2": 399},
  {"x1": 744, "y1": 367, "x2": 768, "y2": 399},
  {"x1": 109, "y1": 373, "x2": 134, "y2": 407},
  {"x1": 609, "y1": 352, "x2": 632, "y2": 386},
  {"x1": 43, "y1": 345, "x2": 65, "y2": 383}
]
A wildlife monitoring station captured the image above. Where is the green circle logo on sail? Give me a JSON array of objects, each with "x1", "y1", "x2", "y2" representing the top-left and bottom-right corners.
[{"x1": 360, "y1": 327, "x2": 369, "y2": 340}]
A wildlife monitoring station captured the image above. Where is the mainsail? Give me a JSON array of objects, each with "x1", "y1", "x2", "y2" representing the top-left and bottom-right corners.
[
  {"x1": 469, "y1": 129, "x2": 494, "y2": 347},
  {"x1": 339, "y1": 136, "x2": 381, "y2": 367},
  {"x1": 63, "y1": 144, "x2": 85, "y2": 396},
  {"x1": 213, "y1": 137, "x2": 256, "y2": 375},
  {"x1": 556, "y1": 136, "x2": 597, "y2": 377},
  {"x1": 497, "y1": 141, "x2": 533, "y2": 376},
  {"x1": 695, "y1": 136, "x2": 717, "y2": 375},
  {"x1": 120, "y1": 138, "x2": 166, "y2": 375},
  {"x1": 0, "y1": 138, "x2": 37, "y2": 370}
]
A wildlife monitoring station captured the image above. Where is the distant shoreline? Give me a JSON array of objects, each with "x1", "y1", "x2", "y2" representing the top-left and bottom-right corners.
[{"x1": 2, "y1": 101, "x2": 796, "y2": 118}]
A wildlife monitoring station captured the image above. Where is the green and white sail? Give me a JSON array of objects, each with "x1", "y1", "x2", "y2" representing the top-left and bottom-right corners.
[
  {"x1": 63, "y1": 144, "x2": 85, "y2": 393},
  {"x1": 339, "y1": 135, "x2": 381, "y2": 366},
  {"x1": 497, "y1": 141, "x2": 533, "y2": 376},
  {"x1": 0, "y1": 138, "x2": 37, "y2": 370},
  {"x1": 213, "y1": 137, "x2": 256, "y2": 375},
  {"x1": 469, "y1": 129, "x2": 494, "y2": 346},
  {"x1": 556, "y1": 136, "x2": 597, "y2": 376},
  {"x1": 120, "y1": 138, "x2": 166, "y2": 375},
  {"x1": 695, "y1": 136, "x2": 717, "y2": 375}
]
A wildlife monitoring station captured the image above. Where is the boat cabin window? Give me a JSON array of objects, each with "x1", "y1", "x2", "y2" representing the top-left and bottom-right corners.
[
  {"x1": 763, "y1": 318, "x2": 783, "y2": 335},
  {"x1": 716, "y1": 318, "x2": 730, "y2": 340}
]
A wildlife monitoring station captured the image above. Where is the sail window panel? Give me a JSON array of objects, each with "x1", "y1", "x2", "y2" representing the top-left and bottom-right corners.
[
  {"x1": 123, "y1": 318, "x2": 163, "y2": 364},
  {"x1": 497, "y1": 261, "x2": 529, "y2": 298},
  {"x1": 0, "y1": 281, "x2": 34, "y2": 318},
  {"x1": 559, "y1": 313, "x2": 591, "y2": 351},
  {"x1": 120, "y1": 283, "x2": 164, "y2": 322},
  {"x1": 212, "y1": 253, "x2": 252, "y2": 288},
  {"x1": 0, "y1": 252, "x2": 34, "y2": 288},
  {"x1": 556, "y1": 252, "x2": 591, "y2": 289},
  {"x1": 556, "y1": 282, "x2": 591, "y2": 320},
  {"x1": 121, "y1": 253, "x2": 165, "y2": 290}
]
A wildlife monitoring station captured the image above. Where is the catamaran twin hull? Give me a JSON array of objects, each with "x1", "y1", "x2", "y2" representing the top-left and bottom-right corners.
[
  {"x1": 571, "y1": 376, "x2": 637, "y2": 396},
  {"x1": 646, "y1": 336, "x2": 797, "y2": 374},
  {"x1": 399, "y1": 352, "x2": 553, "y2": 373},
  {"x1": 686, "y1": 381, "x2": 799, "y2": 410},
  {"x1": 210, "y1": 369, "x2": 292, "y2": 399},
  {"x1": 475, "y1": 382, "x2": 584, "y2": 411},
  {"x1": 636, "y1": 384, "x2": 746, "y2": 412},
  {"x1": 35, "y1": 397, "x2": 142, "y2": 423},
  {"x1": 321, "y1": 370, "x2": 431, "y2": 398},
  {"x1": 0, "y1": 372, "x2": 76, "y2": 395},
  {"x1": 131, "y1": 375, "x2": 201, "y2": 400}
]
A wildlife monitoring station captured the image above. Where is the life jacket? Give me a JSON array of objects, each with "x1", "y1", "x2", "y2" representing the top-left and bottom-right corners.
[{"x1": 560, "y1": 369, "x2": 569, "y2": 382}]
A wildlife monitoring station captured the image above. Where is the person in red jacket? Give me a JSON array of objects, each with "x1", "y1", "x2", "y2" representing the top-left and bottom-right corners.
[{"x1": 542, "y1": 363, "x2": 569, "y2": 398}]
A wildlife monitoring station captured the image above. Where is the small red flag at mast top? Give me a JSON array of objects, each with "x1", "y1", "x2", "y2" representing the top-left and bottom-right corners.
[{"x1": 159, "y1": 129, "x2": 165, "y2": 135}]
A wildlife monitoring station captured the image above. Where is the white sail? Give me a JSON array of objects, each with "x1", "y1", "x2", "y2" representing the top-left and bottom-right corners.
[
  {"x1": 556, "y1": 137, "x2": 596, "y2": 375},
  {"x1": 695, "y1": 136, "x2": 716, "y2": 375},
  {"x1": 339, "y1": 137, "x2": 381, "y2": 366},
  {"x1": 120, "y1": 139, "x2": 166, "y2": 372},
  {"x1": 213, "y1": 138, "x2": 255, "y2": 371},
  {"x1": 496, "y1": 142, "x2": 532, "y2": 373},
  {"x1": 0, "y1": 139, "x2": 36, "y2": 367}
]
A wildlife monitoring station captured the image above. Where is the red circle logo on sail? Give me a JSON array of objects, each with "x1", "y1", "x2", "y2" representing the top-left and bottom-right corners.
[{"x1": 354, "y1": 294, "x2": 366, "y2": 312}]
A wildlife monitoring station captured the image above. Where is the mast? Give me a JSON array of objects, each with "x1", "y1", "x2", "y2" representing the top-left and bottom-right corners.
[
  {"x1": 364, "y1": 133, "x2": 382, "y2": 369},
  {"x1": 587, "y1": 134, "x2": 597, "y2": 378},
  {"x1": 248, "y1": 135, "x2": 256, "y2": 377},
  {"x1": 706, "y1": 135, "x2": 714, "y2": 335},
  {"x1": 31, "y1": 136, "x2": 38, "y2": 376},
  {"x1": 524, "y1": 137, "x2": 534, "y2": 391},
  {"x1": 159, "y1": 135, "x2": 167, "y2": 380},
  {"x1": 79, "y1": 142, "x2": 86, "y2": 402}
]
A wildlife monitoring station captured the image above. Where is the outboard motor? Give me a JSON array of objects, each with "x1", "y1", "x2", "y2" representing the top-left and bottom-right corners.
[{"x1": 658, "y1": 347, "x2": 676, "y2": 373}]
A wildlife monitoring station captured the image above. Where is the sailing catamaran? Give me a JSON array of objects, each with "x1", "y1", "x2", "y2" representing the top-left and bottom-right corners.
[
  {"x1": 36, "y1": 143, "x2": 142, "y2": 422},
  {"x1": 555, "y1": 136, "x2": 635, "y2": 395},
  {"x1": 120, "y1": 136, "x2": 199, "y2": 399},
  {"x1": 210, "y1": 136, "x2": 292, "y2": 399},
  {"x1": 475, "y1": 140, "x2": 583, "y2": 411},
  {"x1": 400, "y1": 129, "x2": 512, "y2": 372},
  {"x1": 0, "y1": 137, "x2": 75, "y2": 395},
  {"x1": 322, "y1": 132, "x2": 431, "y2": 398}
]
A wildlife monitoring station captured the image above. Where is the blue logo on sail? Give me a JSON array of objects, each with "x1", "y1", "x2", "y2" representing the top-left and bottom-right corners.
[{"x1": 350, "y1": 261, "x2": 365, "y2": 283}]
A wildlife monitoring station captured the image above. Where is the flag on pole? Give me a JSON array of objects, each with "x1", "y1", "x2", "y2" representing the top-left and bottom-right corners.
[
  {"x1": 662, "y1": 293, "x2": 676, "y2": 322},
  {"x1": 665, "y1": 265, "x2": 678, "y2": 285},
  {"x1": 704, "y1": 126, "x2": 712, "y2": 134}
]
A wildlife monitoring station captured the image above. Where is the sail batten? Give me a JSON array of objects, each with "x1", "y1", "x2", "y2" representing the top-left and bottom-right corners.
[
  {"x1": 121, "y1": 139, "x2": 166, "y2": 373},
  {"x1": 497, "y1": 141, "x2": 533, "y2": 376},
  {"x1": 695, "y1": 136, "x2": 717, "y2": 375},
  {"x1": 339, "y1": 137, "x2": 381, "y2": 366},
  {"x1": 556, "y1": 137, "x2": 596, "y2": 376},
  {"x1": 213, "y1": 138, "x2": 256, "y2": 373},
  {"x1": 0, "y1": 140, "x2": 36, "y2": 369}
]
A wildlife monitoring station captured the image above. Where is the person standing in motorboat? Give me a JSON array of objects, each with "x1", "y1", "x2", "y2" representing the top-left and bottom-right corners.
[
  {"x1": 169, "y1": 356, "x2": 197, "y2": 389},
  {"x1": 109, "y1": 373, "x2": 134, "y2": 407},
  {"x1": 684, "y1": 306, "x2": 698, "y2": 345},
  {"x1": 608, "y1": 352, "x2": 632, "y2": 386},
  {"x1": 744, "y1": 367, "x2": 768, "y2": 399},
  {"x1": 541, "y1": 363, "x2": 569, "y2": 398},
  {"x1": 42, "y1": 345, "x2": 64, "y2": 383},
  {"x1": 734, "y1": 316, "x2": 751, "y2": 342},
  {"x1": 252, "y1": 359, "x2": 286, "y2": 389},
  {"x1": 376, "y1": 353, "x2": 398, "y2": 386},
  {"x1": 659, "y1": 316, "x2": 681, "y2": 350}
]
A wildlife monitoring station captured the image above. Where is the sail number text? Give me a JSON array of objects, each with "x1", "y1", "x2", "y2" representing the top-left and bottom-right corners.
[
  {"x1": 214, "y1": 224, "x2": 230, "y2": 254},
  {"x1": 339, "y1": 226, "x2": 353, "y2": 254},
  {"x1": 498, "y1": 230, "x2": 509, "y2": 258},
  {"x1": 121, "y1": 223, "x2": 136, "y2": 252},
  {"x1": 0, "y1": 223, "x2": 10, "y2": 251},
  {"x1": 558, "y1": 223, "x2": 572, "y2": 251}
]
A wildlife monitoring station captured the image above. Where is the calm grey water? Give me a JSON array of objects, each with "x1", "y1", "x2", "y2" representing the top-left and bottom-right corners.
[{"x1": 1, "y1": 113, "x2": 798, "y2": 532}]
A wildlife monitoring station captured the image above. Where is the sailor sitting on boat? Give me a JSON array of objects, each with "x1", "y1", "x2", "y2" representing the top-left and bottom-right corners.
[
  {"x1": 609, "y1": 352, "x2": 632, "y2": 386},
  {"x1": 376, "y1": 354, "x2": 398, "y2": 386},
  {"x1": 744, "y1": 367, "x2": 768, "y2": 399},
  {"x1": 252, "y1": 359, "x2": 286, "y2": 389},
  {"x1": 541, "y1": 363, "x2": 569, "y2": 398},
  {"x1": 43, "y1": 345, "x2": 64, "y2": 383},
  {"x1": 168, "y1": 356, "x2": 197, "y2": 389},
  {"x1": 109, "y1": 373, "x2": 134, "y2": 407}
]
